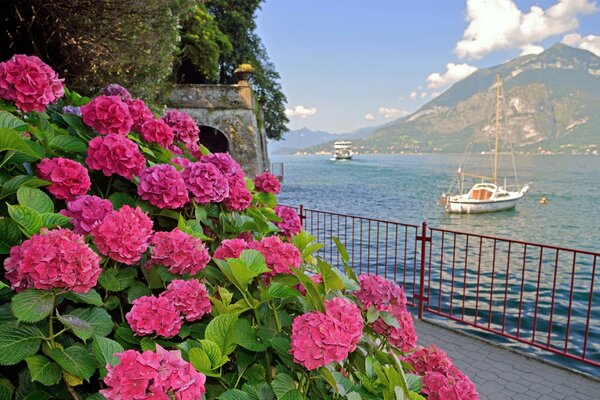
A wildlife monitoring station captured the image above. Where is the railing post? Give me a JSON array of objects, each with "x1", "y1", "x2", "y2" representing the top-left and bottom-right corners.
[
  {"x1": 299, "y1": 204, "x2": 305, "y2": 229},
  {"x1": 416, "y1": 221, "x2": 431, "y2": 320}
]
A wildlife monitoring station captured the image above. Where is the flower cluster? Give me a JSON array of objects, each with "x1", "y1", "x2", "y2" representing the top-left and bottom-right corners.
[
  {"x1": 405, "y1": 345, "x2": 478, "y2": 400},
  {"x1": 355, "y1": 274, "x2": 417, "y2": 352},
  {"x1": 224, "y1": 177, "x2": 252, "y2": 211},
  {"x1": 3, "y1": 228, "x2": 101, "y2": 293},
  {"x1": 126, "y1": 98, "x2": 154, "y2": 132},
  {"x1": 182, "y1": 162, "x2": 229, "y2": 204},
  {"x1": 254, "y1": 171, "x2": 281, "y2": 194},
  {"x1": 102, "y1": 83, "x2": 132, "y2": 101},
  {"x1": 101, "y1": 345, "x2": 206, "y2": 400},
  {"x1": 61, "y1": 195, "x2": 113, "y2": 235},
  {"x1": 249, "y1": 236, "x2": 302, "y2": 278},
  {"x1": 201, "y1": 153, "x2": 244, "y2": 179},
  {"x1": 141, "y1": 118, "x2": 174, "y2": 148},
  {"x1": 274, "y1": 205, "x2": 302, "y2": 238},
  {"x1": 81, "y1": 95, "x2": 133, "y2": 135},
  {"x1": 162, "y1": 110, "x2": 200, "y2": 144},
  {"x1": 162, "y1": 279, "x2": 211, "y2": 322},
  {"x1": 0, "y1": 54, "x2": 64, "y2": 112},
  {"x1": 92, "y1": 206, "x2": 153, "y2": 265},
  {"x1": 213, "y1": 238, "x2": 251, "y2": 260},
  {"x1": 138, "y1": 164, "x2": 189, "y2": 209},
  {"x1": 86, "y1": 134, "x2": 146, "y2": 180},
  {"x1": 36, "y1": 157, "x2": 91, "y2": 201},
  {"x1": 290, "y1": 297, "x2": 363, "y2": 370},
  {"x1": 149, "y1": 229, "x2": 210, "y2": 275},
  {"x1": 126, "y1": 295, "x2": 183, "y2": 337}
]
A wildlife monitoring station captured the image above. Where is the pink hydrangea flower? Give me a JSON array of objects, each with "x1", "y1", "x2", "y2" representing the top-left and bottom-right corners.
[
  {"x1": 182, "y1": 162, "x2": 229, "y2": 204},
  {"x1": 126, "y1": 295, "x2": 183, "y2": 337},
  {"x1": 86, "y1": 134, "x2": 146, "y2": 180},
  {"x1": 36, "y1": 157, "x2": 91, "y2": 200},
  {"x1": 371, "y1": 307, "x2": 417, "y2": 352},
  {"x1": 141, "y1": 118, "x2": 174, "y2": 148},
  {"x1": 138, "y1": 164, "x2": 189, "y2": 209},
  {"x1": 0, "y1": 54, "x2": 64, "y2": 112},
  {"x1": 126, "y1": 98, "x2": 154, "y2": 132},
  {"x1": 61, "y1": 195, "x2": 113, "y2": 235},
  {"x1": 161, "y1": 279, "x2": 211, "y2": 322},
  {"x1": 213, "y1": 238, "x2": 251, "y2": 260},
  {"x1": 438, "y1": 375, "x2": 479, "y2": 400},
  {"x1": 224, "y1": 177, "x2": 252, "y2": 211},
  {"x1": 3, "y1": 228, "x2": 100, "y2": 293},
  {"x1": 324, "y1": 297, "x2": 364, "y2": 350},
  {"x1": 404, "y1": 345, "x2": 458, "y2": 377},
  {"x1": 149, "y1": 229, "x2": 210, "y2": 275},
  {"x1": 254, "y1": 171, "x2": 281, "y2": 194},
  {"x1": 249, "y1": 236, "x2": 302, "y2": 278},
  {"x1": 200, "y1": 153, "x2": 244, "y2": 179},
  {"x1": 161, "y1": 110, "x2": 200, "y2": 144},
  {"x1": 81, "y1": 95, "x2": 133, "y2": 135},
  {"x1": 274, "y1": 205, "x2": 302, "y2": 238},
  {"x1": 102, "y1": 84, "x2": 132, "y2": 101},
  {"x1": 236, "y1": 231, "x2": 255, "y2": 242},
  {"x1": 172, "y1": 157, "x2": 192, "y2": 168},
  {"x1": 185, "y1": 142, "x2": 203, "y2": 159},
  {"x1": 91, "y1": 205, "x2": 153, "y2": 265},
  {"x1": 101, "y1": 345, "x2": 206, "y2": 400}
]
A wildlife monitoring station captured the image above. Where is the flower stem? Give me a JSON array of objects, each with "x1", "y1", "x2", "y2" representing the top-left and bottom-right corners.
[
  {"x1": 104, "y1": 175, "x2": 113, "y2": 199},
  {"x1": 49, "y1": 293, "x2": 56, "y2": 347},
  {"x1": 65, "y1": 380, "x2": 80, "y2": 400}
]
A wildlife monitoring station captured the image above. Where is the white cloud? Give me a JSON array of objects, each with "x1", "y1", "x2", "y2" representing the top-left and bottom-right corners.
[
  {"x1": 456, "y1": 0, "x2": 597, "y2": 59},
  {"x1": 520, "y1": 44, "x2": 545, "y2": 56},
  {"x1": 378, "y1": 107, "x2": 408, "y2": 119},
  {"x1": 427, "y1": 63, "x2": 478, "y2": 89},
  {"x1": 562, "y1": 32, "x2": 600, "y2": 56},
  {"x1": 409, "y1": 91, "x2": 418, "y2": 100},
  {"x1": 284, "y1": 105, "x2": 317, "y2": 119},
  {"x1": 431, "y1": 92, "x2": 441, "y2": 98},
  {"x1": 420, "y1": 92, "x2": 428, "y2": 99},
  {"x1": 365, "y1": 113, "x2": 375, "y2": 120}
]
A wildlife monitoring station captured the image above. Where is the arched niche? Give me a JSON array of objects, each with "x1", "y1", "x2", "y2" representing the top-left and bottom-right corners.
[{"x1": 199, "y1": 125, "x2": 229, "y2": 153}]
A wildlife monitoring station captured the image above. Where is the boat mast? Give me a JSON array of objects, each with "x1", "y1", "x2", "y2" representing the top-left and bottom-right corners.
[{"x1": 493, "y1": 73, "x2": 501, "y2": 185}]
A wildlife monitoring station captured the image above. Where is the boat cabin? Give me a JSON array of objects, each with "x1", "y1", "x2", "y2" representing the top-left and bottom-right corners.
[{"x1": 468, "y1": 183, "x2": 497, "y2": 200}]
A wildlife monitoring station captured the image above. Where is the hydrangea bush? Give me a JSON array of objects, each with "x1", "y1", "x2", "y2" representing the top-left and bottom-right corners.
[{"x1": 0, "y1": 55, "x2": 478, "y2": 399}]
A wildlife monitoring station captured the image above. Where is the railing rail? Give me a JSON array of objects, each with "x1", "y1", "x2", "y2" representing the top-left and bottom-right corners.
[{"x1": 294, "y1": 205, "x2": 600, "y2": 369}]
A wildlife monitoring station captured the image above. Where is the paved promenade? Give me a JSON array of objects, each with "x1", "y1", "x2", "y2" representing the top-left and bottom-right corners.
[{"x1": 414, "y1": 318, "x2": 600, "y2": 400}]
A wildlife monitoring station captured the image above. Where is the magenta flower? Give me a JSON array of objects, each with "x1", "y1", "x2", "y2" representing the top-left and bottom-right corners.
[
  {"x1": 224, "y1": 177, "x2": 252, "y2": 211},
  {"x1": 249, "y1": 236, "x2": 302, "y2": 278},
  {"x1": 0, "y1": 54, "x2": 64, "y2": 112},
  {"x1": 186, "y1": 142, "x2": 203, "y2": 159},
  {"x1": 254, "y1": 171, "x2": 281, "y2": 194},
  {"x1": 200, "y1": 153, "x2": 244, "y2": 179},
  {"x1": 274, "y1": 205, "x2": 302, "y2": 238},
  {"x1": 126, "y1": 98, "x2": 154, "y2": 132},
  {"x1": 324, "y1": 297, "x2": 364, "y2": 350},
  {"x1": 138, "y1": 164, "x2": 189, "y2": 209},
  {"x1": 91, "y1": 205, "x2": 153, "y2": 265},
  {"x1": 371, "y1": 307, "x2": 417, "y2": 352},
  {"x1": 81, "y1": 95, "x2": 133, "y2": 135},
  {"x1": 61, "y1": 195, "x2": 113, "y2": 235},
  {"x1": 161, "y1": 279, "x2": 212, "y2": 322},
  {"x1": 213, "y1": 238, "x2": 251, "y2": 260},
  {"x1": 182, "y1": 162, "x2": 229, "y2": 204},
  {"x1": 86, "y1": 134, "x2": 146, "y2": 180},
  {"x1": 172, "y1": 157, "x2": 192, "y2": 168},
  {"x1": 102, "y1": 83, "x2": 132, "y2": 101},
  {"x1": 36, "y1": 157, "x2": 90, "y2": 201},
  {"x1": 141, "y1": 118, "x2": 174, "y2": 148},
  {"x1": 161, "y1": 110, "x2": 200, "y2": 144},
  {"x1": 3, "y1": 228, "x2": 101, "y2": 293},
  {"x1": 149, "y1": 229, "x2": 210, "y2": 275},
  {"x1": 126, "y1": 295, "x2": 183, "y2": 338},
  {"x1": 101, "y1": 345, "x2": 206, "y2": 400}
]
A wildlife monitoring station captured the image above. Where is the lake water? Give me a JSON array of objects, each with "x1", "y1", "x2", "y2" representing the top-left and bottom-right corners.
[{"x1": 273, "y1": 154, "x2": 600, "y2": 252}]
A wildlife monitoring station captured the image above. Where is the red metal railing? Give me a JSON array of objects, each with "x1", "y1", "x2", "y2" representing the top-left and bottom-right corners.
[{"x1": 295, "y1": 205, "x2": 600, "y2": 369}]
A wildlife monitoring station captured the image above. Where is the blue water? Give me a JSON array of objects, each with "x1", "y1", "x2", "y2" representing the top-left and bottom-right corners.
[{"x1": 273, "y1": 154, "x2": 600, "y2": 376}]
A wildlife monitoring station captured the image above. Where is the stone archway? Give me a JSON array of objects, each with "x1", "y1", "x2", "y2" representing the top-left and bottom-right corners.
[{"x1": 199, "y1": 125, "x2": 229, "y2": 153}]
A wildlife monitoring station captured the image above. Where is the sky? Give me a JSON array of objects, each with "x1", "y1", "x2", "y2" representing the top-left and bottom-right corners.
[{"x1": 256, "y1": 0, "x2": 600, "y2": 134}]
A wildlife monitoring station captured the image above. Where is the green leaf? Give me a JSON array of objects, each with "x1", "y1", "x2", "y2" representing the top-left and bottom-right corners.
[
  {"x1": 205, "y1": 314, "x2": 238, "y2": 356},
  {"x1": 243, "y1": 364, "x2": 266, "y2": 383},
  {"x1": 50, "y1": 345, "x2": 97, "y2": 381},
  {"x1": 70, "y1": 307, "x2": 114, "y2": 337},
  {"x1": 98, "y1": 269, "x2": 135, "y2": 292},
  {"x1": 0, "y1": 322, "x2": 44, "y2": 365},
  {"x1": 406, "y1": 374, "x2": 422, "y2": 393},
  {"x1": 262, "y1": 282, "x2": 300, "y2": 301},
  {"x1": 332, "y1": 237, "x2": 350, "y2": 263},
  {"x1": 48, "y1": 135, "x2": 87, "y2": 153},
  {"x1": 379, "y1": 311, "x2": 400, "y2": 329},
  {"x1": 56, "y1": 311, "x2": 94, "y2": 341},
  {"x1": 40, "y1": 213, "x2": 70, "y2": 229},
  {"x1": 271, "y1": 374, "x2": 302, "y2": 400},
  {"x1": 63, "y1": 289, "x2": 103, "y2": 307},
  {"x1": 7, "y1": 204, "x2": 42, "y2": 235},
  {"x1": 0, "y1": 111, "x2": 27, "y2": 131},
  {"x1": 317, "y1": 258, "x2": 345, "y2": 291},
  {"x1": 22, "y1": 391, "x2": 51, "y2": 400},
  {"x1": 0, "y1": 128, "x2": 41, "y2": 159},
  {"x1": 218, "y1": 389, "x2": 252, "y2": 400},
  {"x1": 25, "y1": 355, "x2": 62, "y2": 386},
  {"x1": 290, "y1": 266, "x2": 324, "y2": 312},
  {"x1": 17, "y1": 187, "x2": 53, "y2": 213},
  {"x1": 0, "y1": 377, "x2": 15, "y2": 400},
  {"x1": 239, "y1": 250, "x2": 270, "y2": 275},
  {"x1": 0, "y1": 175, "x2": 49, "y2": 199},
  {"x1": 233, "y1": 319, "x2": 268, "y2": 352},
  {"x1": 0, "y1": 218, "x2": 22, "y2": 254},
  {"x1": 347, "y1": 392, "x2": 362, "y2": 400},
  {"x1": 11, "y1": 290, "x2": 55, "y2": 323},
  {"x1": 242, "y1": 382, "x2": 275, "y2": 400},
  {"x1": 92, "y1": 336, "x2": 124, "y2": 376},
  {"x1": 366, "y1": 306, "x2": 379, "y2": 324},
  {"x1": 189, "y1": 347, "x2": 218, "y2": 377},
  {"x1": 127, "y1": 282, "x2": 153, "y2": 303},
  {"x1": 108, "y1": 192, "x2": 135, "y2": 209},
  {"x1": 269, "y1": 334, "x2": 291, "y2": 358},
  {"x1": 85, "y1": 395, "x2": 107, "y2": 400}
]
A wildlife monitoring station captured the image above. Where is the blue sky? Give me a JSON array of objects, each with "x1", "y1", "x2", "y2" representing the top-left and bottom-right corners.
[{"x1": 256, "y1": 0, "x2": 600, "y2": 133}]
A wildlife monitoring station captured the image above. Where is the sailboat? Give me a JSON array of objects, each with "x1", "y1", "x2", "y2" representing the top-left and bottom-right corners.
[{"x1": 440, "y1": 74, "x2": 529, "y2": 214}]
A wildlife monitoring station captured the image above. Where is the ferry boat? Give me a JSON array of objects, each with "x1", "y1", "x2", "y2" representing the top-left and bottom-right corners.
[{"x1": 332, "y1": 141, "x2": 353, "y2": 160}]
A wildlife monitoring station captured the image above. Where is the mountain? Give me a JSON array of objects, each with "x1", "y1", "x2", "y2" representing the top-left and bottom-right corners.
[{"x1": 304, "y1": 43, "x2": 600, "y2": 155}]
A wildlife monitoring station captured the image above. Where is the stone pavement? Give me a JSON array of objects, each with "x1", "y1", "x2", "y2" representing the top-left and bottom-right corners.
[{"x1": 414, "y1": 318, "x2": 600, "y2": 400}]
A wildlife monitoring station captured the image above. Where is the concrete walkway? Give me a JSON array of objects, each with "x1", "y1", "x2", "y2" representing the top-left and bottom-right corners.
[{"x1": 414, "y1": 319, "x2": 600, "y2": 400}]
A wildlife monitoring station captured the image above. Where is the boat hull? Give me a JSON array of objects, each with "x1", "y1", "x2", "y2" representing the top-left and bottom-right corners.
[{"x1": 446, "y1": 195, "x2": 522, "y2": 214}]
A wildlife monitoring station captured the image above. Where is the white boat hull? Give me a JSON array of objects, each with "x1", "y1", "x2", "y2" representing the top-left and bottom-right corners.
[{"x1": 444, "y1": 184, "x2": 528, "y2": 214}]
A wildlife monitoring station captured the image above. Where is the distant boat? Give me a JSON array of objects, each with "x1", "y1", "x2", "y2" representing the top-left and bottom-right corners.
[
  {"x1": 332, "y1": 141, "x2": 353, "y2": 160},
  {"x1": 440, "y1": 74, "x2": 529, "y2": 214}
]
